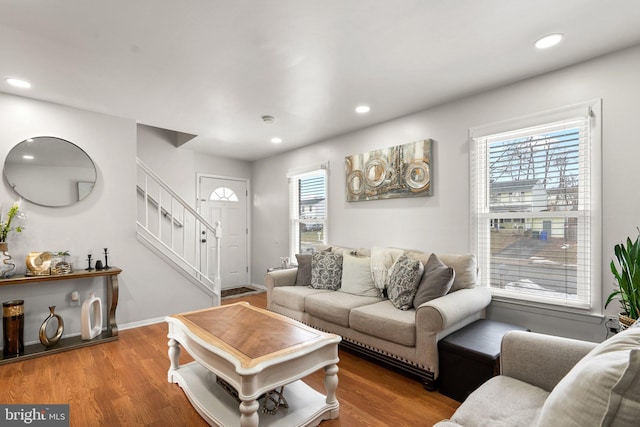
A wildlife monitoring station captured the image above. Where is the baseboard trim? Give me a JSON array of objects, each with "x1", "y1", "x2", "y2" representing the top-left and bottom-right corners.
[{"x1": 120, "y1": 316, "x2": 167, "y2": 331}]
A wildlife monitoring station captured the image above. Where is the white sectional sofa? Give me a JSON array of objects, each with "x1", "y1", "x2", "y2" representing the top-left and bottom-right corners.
[{"x1": 264, "y1": 246, "x2": 492, "y2": 389}]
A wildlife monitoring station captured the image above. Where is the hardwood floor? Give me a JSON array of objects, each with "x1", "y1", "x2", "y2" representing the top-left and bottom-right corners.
[{"x1": 0, "y1": 292, "x2": 459, "y2": 426}]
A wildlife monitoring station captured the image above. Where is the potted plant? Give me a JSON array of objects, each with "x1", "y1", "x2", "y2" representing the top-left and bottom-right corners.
[
  {"x1": 605, "y1": 230, "x2": 640, "y2": 329},
  {"x1": 0, "y1": 200, "x2": 25, "y2": 278}
]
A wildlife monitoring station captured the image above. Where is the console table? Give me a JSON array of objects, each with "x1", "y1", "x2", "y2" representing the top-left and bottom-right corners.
[{"x1": 0, "y1": 267, "x2": 121, "y2": 365}]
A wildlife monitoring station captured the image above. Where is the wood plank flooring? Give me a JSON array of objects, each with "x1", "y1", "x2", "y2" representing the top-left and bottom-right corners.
[{"x1": 0, "y1": 292, "x2": 459, "y2": 426}]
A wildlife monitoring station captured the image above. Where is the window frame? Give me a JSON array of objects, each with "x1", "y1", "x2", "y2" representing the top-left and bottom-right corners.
[
  {"x1": 288, "y1": 162, "x2": 329, "y2": 260},
  {"x1": 470, "y1": 100, "x2": 602, "y2": 312}
]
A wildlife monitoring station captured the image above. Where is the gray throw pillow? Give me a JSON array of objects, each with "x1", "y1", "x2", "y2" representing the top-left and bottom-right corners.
[
  {"x1": 295, "y1": 254, "x2": 312, "y2": 285},
  {"x1": 413, "y1": 254, "x2": 455, "y2": 308},
  {"x1": 387, "y1": 254, "x2": 424, "y2": 310},
  {"x1": 310, "y1": 252, "x2": 343, "y2": 290}
]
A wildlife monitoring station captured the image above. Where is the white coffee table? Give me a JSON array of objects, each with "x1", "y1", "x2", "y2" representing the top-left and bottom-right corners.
[{"x1": 166, "y1": 302, "x2": 341, "y2": 427}]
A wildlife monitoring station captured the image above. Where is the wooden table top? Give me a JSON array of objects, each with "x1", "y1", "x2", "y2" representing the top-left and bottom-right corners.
[{"x1": 168, "y1": 302, "x2": 339, "y2": 369}]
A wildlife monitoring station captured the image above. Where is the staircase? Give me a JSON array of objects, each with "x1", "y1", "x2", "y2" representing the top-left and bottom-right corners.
[{"x1": 136, "y1": 158, "x2": 221, "y2": 305}]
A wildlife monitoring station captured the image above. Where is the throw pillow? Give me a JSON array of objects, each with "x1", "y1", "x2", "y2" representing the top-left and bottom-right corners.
[
  {"x1": 413, "y1": 254, "x2": 455, "y2": 308},
  {"x1": 340, "y1": 254, "x2": 379, "y2": 297},
  {"x1": 387, "y1": 254, "x2": 424, "y2": 310},
  {"x1": 536, "y1": 327, "x2": 640, "y2": 427},
  {"x1": 295, "y1": 254, "x2": 312, "y2": 285},
  {"x1": 310, "y1": 252, "x2": 343, "y2": 290}
]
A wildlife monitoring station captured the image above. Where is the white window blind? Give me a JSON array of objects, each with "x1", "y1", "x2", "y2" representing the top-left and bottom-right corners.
[
  {"x1": 288, "y1": 164, "x2": 328, "y2": 259},
  {"x1": 470, "y1": 101, "x2": 601, "y2": 309}
]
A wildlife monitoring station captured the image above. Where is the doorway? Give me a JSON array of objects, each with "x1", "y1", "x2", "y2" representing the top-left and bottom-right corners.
[{"x1": 198, "y1": 175, "x2": 249, "y2": 289}]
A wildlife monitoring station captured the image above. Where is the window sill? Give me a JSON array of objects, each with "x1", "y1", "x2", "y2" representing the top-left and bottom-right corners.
[{"x1": 490, "y1": 293, "x2": 603, "y2": 325}]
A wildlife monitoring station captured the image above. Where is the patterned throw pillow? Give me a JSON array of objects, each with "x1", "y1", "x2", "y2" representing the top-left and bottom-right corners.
[
  {"x1": 310, "y1": 252, "x2": 343, "y2": 290},
  {"x1": 387, "y1": 254, "x2": 424, "y2": 310}
]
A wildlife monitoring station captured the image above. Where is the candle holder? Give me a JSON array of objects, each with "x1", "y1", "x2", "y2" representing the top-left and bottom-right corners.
[
  {"x1": 86, "y1": 254, "x2": 93, "y2": 271},
  {"x1": 103, "y1": 248, "x2": 110, "y2": 269}
]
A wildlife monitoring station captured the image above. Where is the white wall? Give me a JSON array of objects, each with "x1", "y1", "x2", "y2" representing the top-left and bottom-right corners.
[
  {"x1": 0, "y1": 93, "x2": 227, "y2": 347},
  {"x1": 136, "y1": 125, "x2": 252, "y2": 205},
  {"x1": 251, "y1": 45, "x2": 640, "y2": 342}
]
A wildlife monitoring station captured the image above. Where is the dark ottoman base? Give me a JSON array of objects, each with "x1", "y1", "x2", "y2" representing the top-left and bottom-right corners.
[{"x1": 438, "y1": 319, "x2": 529, "y2": 402}]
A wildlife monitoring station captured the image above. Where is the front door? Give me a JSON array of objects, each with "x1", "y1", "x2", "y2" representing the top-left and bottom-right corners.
[{"x1": 198, "y1": 175, "x2": 248, "y2": 289}]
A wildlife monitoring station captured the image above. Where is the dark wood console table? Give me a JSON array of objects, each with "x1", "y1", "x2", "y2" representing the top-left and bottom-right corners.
[{"x1": 0, "y1": 267, "x2": 122, "y2": 365}]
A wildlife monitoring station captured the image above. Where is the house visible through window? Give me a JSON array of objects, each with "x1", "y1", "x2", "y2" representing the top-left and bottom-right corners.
[
  {"x1": 470, "y1": 100, "x2": 601, "y2": 309},
  {"x1": 288, "y1": 164, "x2": 328, "y2": 259}
]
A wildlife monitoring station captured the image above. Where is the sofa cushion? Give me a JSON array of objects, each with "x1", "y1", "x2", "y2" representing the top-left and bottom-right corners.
[
  {"x1": 305, "y1": 291, "x2": 380, "y2": 327},
  {"x1": 446, "y1": 376, "x2": 548, "y2": 427},
  {"x1": 350, "y1": 300, "x2": 416, "y2": 347},
  {"x1": 387, "y1": 254, "x2": 424, "y2": 310},
  {"x1": 438, "y1": 254, "x2": 477, "y2": 292},
  {"x1": 340, "y1": 254, "x2": 379, "y2": 297},
  {"x1": 271, "y1": 286, "x2": 332, "y2": 312},
  {"x1": 295, "y1": 254, "x2": 312, "y2": 285},
  {"x1": 310, "y1": 252, "x2": 343, "y2": 290},
  {"x1": 413, "y1": 253, "x2": 455, "y2": 308},
  {"x1": 536, "y1": 327, "x2": 640, "y2": 427},
  {"x1": 409, "y1": 252, "x2": 477, "y2": 292}
]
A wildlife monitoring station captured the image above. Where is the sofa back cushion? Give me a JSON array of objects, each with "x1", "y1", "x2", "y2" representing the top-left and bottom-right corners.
[
  {"x1": 536, "y1": 327, "x2": 640, "y2": 427},
  {"x1": 438, "y1": 254, "x2": 477, "y2": 292},
  {"x1": 409, "y1": 252, "x2": 477, "y2": 292},
  {"x1": 340, "y1": 254, "x2": 379, "y2": 297}
]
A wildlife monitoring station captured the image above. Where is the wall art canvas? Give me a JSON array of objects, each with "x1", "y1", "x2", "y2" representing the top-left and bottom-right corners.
[{"x1": 345, "y1": 139, "x2": 433, "y2": 201}]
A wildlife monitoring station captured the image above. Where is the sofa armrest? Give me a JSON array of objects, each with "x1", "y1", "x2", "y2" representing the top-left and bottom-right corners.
[
  {"x1": 264, "y1": 268, "x2": 298, "y2": 308},
  {"x1": 414, "y1": 287, "x2": 491, "y2": 379},
  {"x1": 500, "y1": 330, "x2": 596, "y2": 392},
  {"x1": 416, "y1": 287, "x2": 492, "y2": 332}
]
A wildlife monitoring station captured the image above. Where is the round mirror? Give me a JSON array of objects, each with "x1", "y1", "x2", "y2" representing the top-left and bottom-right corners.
[{"x1": 4, "y1": 136, "x2": 97, "y2": 207}]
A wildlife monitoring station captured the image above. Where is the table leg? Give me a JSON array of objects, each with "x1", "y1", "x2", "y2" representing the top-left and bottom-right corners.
[
  {"x1": 239, "y1": 399, "x2": 259, "y2": 427},
  {"x1": 324, "y1": 363, "x2": 339, "y2": 405},
  {"x1": 106, "y1": 274, "x2": 119, "y2": 336},
  {"x1": 167, "y1": 338, "x2": 181, "y2": 383}
]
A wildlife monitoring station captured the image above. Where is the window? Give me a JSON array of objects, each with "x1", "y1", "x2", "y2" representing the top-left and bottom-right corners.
[
  {"x1": 209, "y1": 187, "x2": 238, "y2": 202},
  {"x1": 470, "y1": 100, "x2": 601, "y2": 309},
  {"x1": 288, "y1": 163, "x2": 328, "y2": 259}
]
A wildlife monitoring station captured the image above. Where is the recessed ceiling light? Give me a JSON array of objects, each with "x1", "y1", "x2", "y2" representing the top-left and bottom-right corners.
[
  {"x1": 5, "y1": 78, "x2": 32, "y2": 88},
  {"x1": 22, "y1": 155, "x2": 34, "y2": 160},
  {"x1": 355, "y1": 105, "x2": 371, "y2": 114},
  {"x1": 535, "y1": 33, "x2": 563, "y2": 49},
  {"x1": 271, "y1": 137, "x2": 282, "y2": 144}
]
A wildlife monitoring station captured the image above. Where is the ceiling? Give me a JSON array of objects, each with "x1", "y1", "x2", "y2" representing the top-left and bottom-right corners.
[{"x1": 2, "y1": 1, "x2": 640, "y2": 161}]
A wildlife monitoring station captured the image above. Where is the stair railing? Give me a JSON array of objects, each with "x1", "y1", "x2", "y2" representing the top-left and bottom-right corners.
[{"x1": 136, "y1": 158, "x2": 220, "y2": 305}]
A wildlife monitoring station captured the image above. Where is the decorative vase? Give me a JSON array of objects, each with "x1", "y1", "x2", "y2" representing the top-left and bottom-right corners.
[
  {"x1": 81, "y1": 292, "x2": 103, "y2": 340},
  {"x1": 52, "y1": 255, "x2": 72, "y2": 275},
  {"x1": 3, "y1": 300, "x2": 24, "y2": 356},
  {"x1": 39, "y1": 305, "x2": 64, "y2": 348},
  {"x1": 0, "y1": 242, "x2": 16, "y2": 278}
]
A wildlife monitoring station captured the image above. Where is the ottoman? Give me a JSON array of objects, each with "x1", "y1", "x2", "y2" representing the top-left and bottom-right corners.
[{"x1": 438, "y1": 319, "x2": 529, "y2": 402}]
